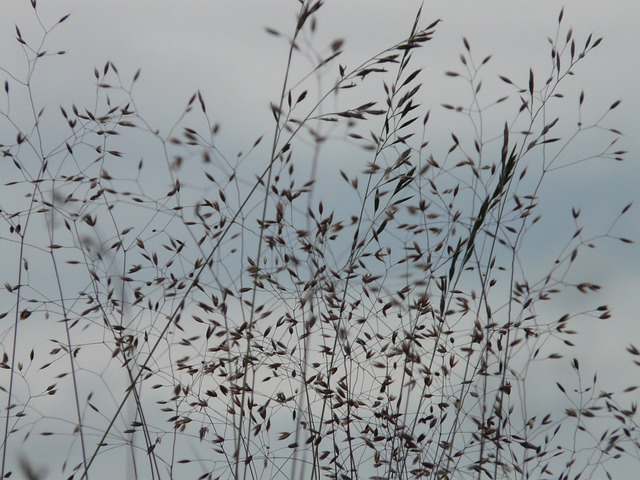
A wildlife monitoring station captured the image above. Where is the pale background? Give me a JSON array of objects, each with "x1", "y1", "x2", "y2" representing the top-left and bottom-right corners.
[{"x1": 1, "y1": 1, "x2": 638, "y2": 479}]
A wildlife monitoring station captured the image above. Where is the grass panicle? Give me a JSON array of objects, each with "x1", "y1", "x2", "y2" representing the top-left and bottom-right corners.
[{"x1": 0, "y1": 2, "x2": 637, "y2": 480}]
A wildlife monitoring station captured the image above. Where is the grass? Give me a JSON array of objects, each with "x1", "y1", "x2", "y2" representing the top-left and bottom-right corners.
[{"x1": 1, "y1": 1, "x2": 638, "y2": 479}]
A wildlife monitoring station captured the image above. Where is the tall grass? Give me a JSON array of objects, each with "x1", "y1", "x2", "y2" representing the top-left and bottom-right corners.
[{"x1": 1, "y1": 1, "x2": 638, "y2": 479}]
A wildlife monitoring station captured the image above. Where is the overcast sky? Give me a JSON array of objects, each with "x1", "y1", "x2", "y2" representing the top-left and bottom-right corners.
[{"x1": 1, "y1": 1, "x2": 639, "y2": 479}]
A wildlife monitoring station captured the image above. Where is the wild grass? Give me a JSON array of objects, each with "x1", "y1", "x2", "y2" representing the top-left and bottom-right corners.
[{"x1": 1, "y1": 1, "x2": 638, "y2": 479}]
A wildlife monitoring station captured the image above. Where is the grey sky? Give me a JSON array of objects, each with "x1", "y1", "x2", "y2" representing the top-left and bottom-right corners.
[{"x1": 1, "y1": 1, "x2": 639, "y2": 479}]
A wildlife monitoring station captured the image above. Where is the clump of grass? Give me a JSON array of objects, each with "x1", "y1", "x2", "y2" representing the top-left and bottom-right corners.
[{"x1": 1, "y1": 1, "x2": 638, "y2": 479}]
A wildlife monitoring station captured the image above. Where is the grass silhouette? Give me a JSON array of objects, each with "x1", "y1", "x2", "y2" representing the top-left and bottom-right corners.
[{"x1": 1, "y1": 2, "x2": 638, "y2": 479}]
